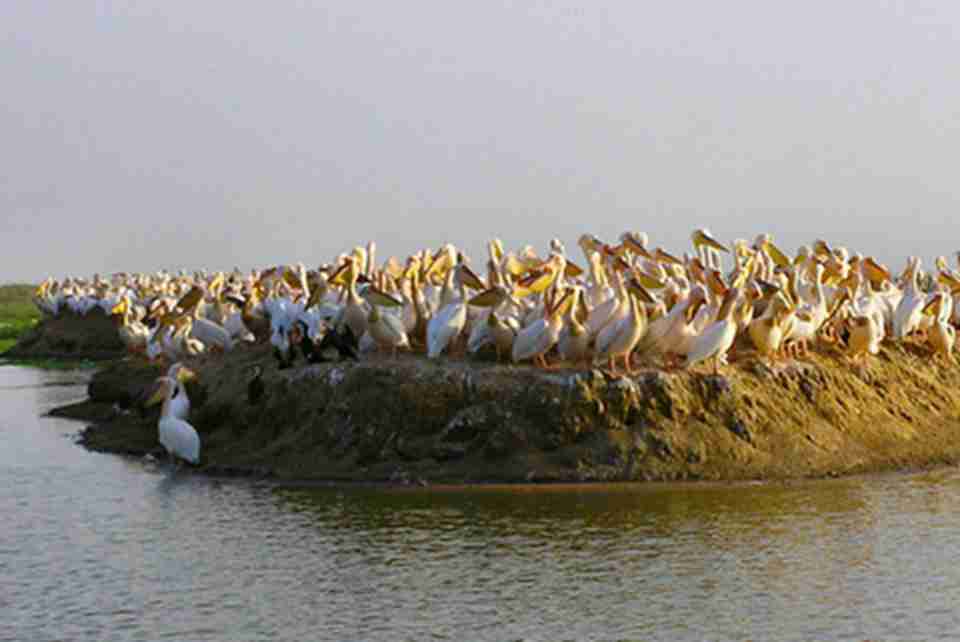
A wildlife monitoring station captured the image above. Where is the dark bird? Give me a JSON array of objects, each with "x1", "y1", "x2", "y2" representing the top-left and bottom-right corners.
[
  {"x1": 293, "y1": 320, "x2": 357, "y2": 362},
  {"x1": 247, "y1": 364, "x2": 265, "y2": 404},
  {"x1": 294, "y1": 320, "x2": 359, "y2": 362},
  {"x1": 294, "y1": 320, "x2": 326, "y2": 363},
  {"x1": 318, "y1": 322, "x2": 359, "y2": 361}
]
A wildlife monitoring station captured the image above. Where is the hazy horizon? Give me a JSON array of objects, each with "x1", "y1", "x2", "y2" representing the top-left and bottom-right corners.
[{"x1": 5, "y1": 2, "x2": 960, "y2": 283}]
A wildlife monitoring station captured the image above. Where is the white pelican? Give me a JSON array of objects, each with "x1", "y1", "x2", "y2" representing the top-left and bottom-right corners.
[
  {"x1": 557, "y1": 286, "x2": 591, "y2": 366},
  {"x1": 893, "y1": 256, "x2": 926, "y2": 340},
  {"x1": 156, "y1": 363, "x2": 196, "y2": 421},
  {"x1": 426, "y1": 262, "x2": 485, "y2": 358},
  {"x1": 427, "y1": 266, "x2": 469, "y2": 358},
  {"x1": 748, "y1": 294, "x2": 791, "y2": 362},
  {"x1": 586, "y1": 269, "x2": 628, "y2": 340},
  {"x1": 341, "y1": 259, "x2": 370, "y2": 339},
  {"x1": 145, "y1": 373, "x2": 201, "y2": 467},
  {"x1": 110, "y1": 297, "x2": 150, "y2": 354},
  {"x1": 488, "y1": 311, "x2": 519, "y2": 361},
  {"x1": 366, "y1": 287, "x2": 410, "y2": 356},
  {"x1": 923, "y1": 292, "x2": 956, "y2": 363},
  {"x1": 691, "y1": 228, "x2": 729, "y2": 270},
  {"x1": 683, "y1": 287, "x2": 741, "y2": 373},
  {"x1": 658, "y1": 286, "x2": 708, "y2": 362},
  {"x1": 512, "y1": 289, "x2": 573, "y2": 367},
  {"x1": 845, "y1": 314, "x2": 882, "y2": 363},
  {"x1": 167, "y1": 318, "x2": 206, "y2": 361},
  {"x1": 189, "y1": 314, "x2": 234, "y2": 352},
  {"x1": 594, "y1": 282, "x2": 651, "y2": 374}
]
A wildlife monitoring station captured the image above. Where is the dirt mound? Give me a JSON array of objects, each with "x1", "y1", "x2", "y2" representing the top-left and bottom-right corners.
[
  {"x1": 69, "y1": 339, "x2": 960, "y2": 483},
  {"x1": 4, "y1": 309, "x2": 126, "y2": 360}
]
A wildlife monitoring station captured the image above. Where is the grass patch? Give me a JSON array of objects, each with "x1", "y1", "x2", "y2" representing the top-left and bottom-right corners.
[
  {"x1": 0, "y1": 284, "x2": 39, "y2": 352},
  {"x1": 0, "y1": 357, "x2": 98, "y2": 370}
]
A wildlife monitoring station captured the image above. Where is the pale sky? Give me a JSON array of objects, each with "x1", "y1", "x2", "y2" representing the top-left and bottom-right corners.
[{"x1": 4, "y1": 1, "x2": 960, "y2": 282}]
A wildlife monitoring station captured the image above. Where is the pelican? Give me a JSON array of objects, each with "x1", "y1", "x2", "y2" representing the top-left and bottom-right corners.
[
  {"x1": 160, "y1": 363, "x2": 196, "y2": 421},
  {"x1": 487, "y1": 311, "x2": 519, "y2": 361},
  {"x1": 467, "y1": 286, "x2": 524, "y2": 360},
  {"x1": 594, "y1": 282, "x2": 651, "y2": 375},
  {"x1": 145, "y1": 372, "x2": 201, "y2": 467},
  {"x1": 658, "y1": 286, "x2": 708, "y2": 364},
  {"x1": 427, "y1": 264, "x2": 477, "y2": 358},
  {"x1": 748, "y1": 294, "x2": 791, "y2": 363},
  {"x1": 512, "y1": 289, "x2": 573, "y2": 367},
  {"x1": 923, "y1": 292, "x2": 956, "y2": 363},
  {"x1": 365, "y1": 287, "x2": 410, "y2": 356},
  {"x1": 691, "y1": 228, "x2": 729, "y2": 270},
  {"x1": 189, "y1": 313, "x2": 234, "y2": 352},
  {"x1": 683, "y1": 287, "x2": 741, "y2": 373},
  {"x1": 33, "y1": 279, "x2": 63, "y2": 317},
  {"x1": 335, "y1": 257, "x2": 369, "y2": 339},
  {"x1": 110, "y1": 297, "x2": 150, "y2": 353},
  {"x1": 893, "y1": 256, "x2": 926, "y2": 340},
  {"x1": 845, "y1": 314, "x2": 882, "y2": 363},
  {"x1": 586, "y1": 269, "x2": 628, "y2": 340},
  {"x1": 557, "y1": 286, "x2": 591, "y2": 366}
]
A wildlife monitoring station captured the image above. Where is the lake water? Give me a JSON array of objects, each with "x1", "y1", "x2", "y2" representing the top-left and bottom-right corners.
[{"x1": 2, "y1": 363, "x2": 960, "y2": 641}]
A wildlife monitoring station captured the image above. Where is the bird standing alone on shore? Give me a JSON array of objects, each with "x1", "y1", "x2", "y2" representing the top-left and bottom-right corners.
[{"x1": 247, "y1": 364, "x2": 265, "y2": 404}]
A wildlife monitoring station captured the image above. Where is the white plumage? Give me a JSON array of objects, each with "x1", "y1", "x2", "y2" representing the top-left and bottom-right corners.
[
  {"x1": 159, "y1": 415, "x2": 201, "y2": 465},
  {"x1": 147, "y1": 374, "x2": 200, "y2": 466},
  {"x1": 427, "y1": 300, "x2": 467, "y2": 358},
  {"x1": 893, "y1": 257, "x2": 926, "y2": 340},
  {"x1": 684, "y1": 288, "x2": 741, "y2": 372}
]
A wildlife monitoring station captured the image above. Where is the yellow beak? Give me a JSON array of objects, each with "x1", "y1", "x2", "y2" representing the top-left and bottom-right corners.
[
  {"x1": 692, "y1": 229, "x2": 730, "y2": 253},
  {"x1": 762, "y1": 240, "x2": 792, "y2": 269},
  {"x1": 634, "y1": 270, "x2": 667, "y2": 290},
  {"x1": 468, "y1": 288, "x2": 505, "y2": 307},
  {"x1": 176, "y1": 368, "x2": 197, "y2": 383},
  {"x1": 366, "y1": 286, "x2": 405, "y2": 308}
]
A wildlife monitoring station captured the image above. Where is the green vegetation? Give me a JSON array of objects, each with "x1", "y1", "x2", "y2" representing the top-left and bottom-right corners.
[
  {"x1": 4, "y1": 356, "x2": 98, "y2": 370},
  {"x1": 0, "y1": 284, "x2": 39, "y2": 353}
]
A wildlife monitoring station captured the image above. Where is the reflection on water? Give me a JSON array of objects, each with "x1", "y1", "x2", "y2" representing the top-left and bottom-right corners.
[{"x1": 2, "y1": 363, "x2": 960, "y2": 641}]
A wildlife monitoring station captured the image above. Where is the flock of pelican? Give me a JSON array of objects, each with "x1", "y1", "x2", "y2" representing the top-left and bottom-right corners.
[
  {"x1": 34, "y1": 230, "x2": 960, "y2": 467},
  {"x1": 33, "y1": 230, "x2": 960, "y2": 379}
]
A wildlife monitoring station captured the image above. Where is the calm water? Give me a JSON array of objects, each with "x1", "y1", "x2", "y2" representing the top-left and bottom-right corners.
[{"x1": 3, "y1": 363, "x2": 960, "y2": 641}]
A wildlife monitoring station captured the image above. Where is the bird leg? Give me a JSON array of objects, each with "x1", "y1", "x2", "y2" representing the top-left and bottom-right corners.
[{"x1": 783, "y1": 341, "x2": 796, "y2": 361}]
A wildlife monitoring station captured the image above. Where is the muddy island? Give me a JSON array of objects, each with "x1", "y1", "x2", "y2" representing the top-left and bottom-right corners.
[{"x1": 19, "y1": 315, "x2": 957, "y2": 483}]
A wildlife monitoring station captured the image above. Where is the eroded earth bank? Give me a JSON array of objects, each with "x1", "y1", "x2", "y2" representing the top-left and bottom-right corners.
[{"x1": 27, "y1": 314, "x2": 960, "y2": 483}]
